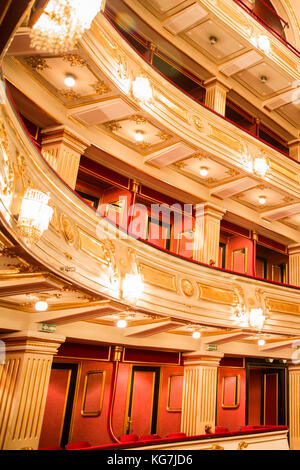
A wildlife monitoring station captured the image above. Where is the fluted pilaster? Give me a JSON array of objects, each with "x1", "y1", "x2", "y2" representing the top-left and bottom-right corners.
[
  {"x1": 41, "y1": 126, "x2": 89, "y2": 189},
  {"x1": 193, "y1": 203, "x2": 226, "y2": 265},
  {"x1": 289, "y1": 364, "x2": 300, "y2": 449},
  {"x1": 204, "y1": 79, "x2": 229, "y2": 116},
  {"x1": 0, "y1": 331, "x2": 65, "y2": 450},
  {"x1": 289, "y1": 245, "x2": 300, "y2": 287},
  {"x1": 181, "y1": 353, "x2": 222, "y2": 436}
]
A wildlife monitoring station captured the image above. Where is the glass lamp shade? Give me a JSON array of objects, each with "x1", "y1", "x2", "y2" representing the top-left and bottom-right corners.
[
  {"x1": 17, "y1": 189, "x2": 53, "y2": 244},
  {"x1": 122, "y1": 274, "x2": 144, "y2": 303},
  {"x1": 132, "y1": 76, "x2": 153, "y2": 102}
]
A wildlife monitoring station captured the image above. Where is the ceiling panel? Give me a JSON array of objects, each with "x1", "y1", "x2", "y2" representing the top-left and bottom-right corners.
[{"x1": 184, "y1": 18, "x2": 247, "y2": 62}]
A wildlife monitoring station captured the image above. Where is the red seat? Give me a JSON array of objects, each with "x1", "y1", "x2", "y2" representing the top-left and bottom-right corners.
[
  {"x1": 167, "y1": 432, "x2": 186, "y2": 439},
  {"x1": 120, "y1": 434, "x2": 139, "y2": 443},
  {"x1": 215, "y1": 426, "x2": 229, "y2": 434},
  {"x1": 140, "y1": 434, "x2": 161, "y2": 441},
  {"x1": 39, "y1": 446, "x2": 62, "y2": 450},
  {"x1": 65, "y1": 441, "x2": 91, "y2": 450}
]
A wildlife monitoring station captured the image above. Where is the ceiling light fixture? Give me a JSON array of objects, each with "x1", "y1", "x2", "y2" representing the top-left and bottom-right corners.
[
  {"x1": 35, "y1": 299, "x2": 49, "y2": 312},
  {"x1": 258, "y1": 338, "x2": 265, "y2": 346},
  {"x1": 259, "y1": 195, "x2": 267, "y2": 205},
  {"x1": 134, "y1": 130, "x2": 144, "y2": 143},
  {"x1": 117, "y1": 319, "x2": 128, "y2": 329},
  {"x1": 17, "y1": 189, "x2": 53, "y2": 244},
  {"x1": 200, "y1": 166, "x2": 209, "y2": 177},
  {"x1": 30, "y1": 0, "x2": 102, "y2": 54},
  {"x1": 209, "y1": 35, "x2": 217, "y2": 45},
  {"x1": 260, "y1": 75, "x2": 268, "y2": 84},
  {"x1": 64, "y1": 74, "x2": 76, "y2": 87},
  {"x1": 132, "y1": 76, "x2": 153, "y2": 103},
  {"x1": 192, "y1": 330, "x2": 201, "y2": 339}
]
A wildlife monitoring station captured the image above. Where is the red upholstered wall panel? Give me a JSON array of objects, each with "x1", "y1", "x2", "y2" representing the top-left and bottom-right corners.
[
  {"x1": 157, "y1": 367, "x2": 183, "y2": 438},
  {"x1": 68, "y1": 361, "x2": 113, "y2": 446},
  {"x1": 226, "y1": 236, "x2": 254, "y2": 276},
  {"x1": 216, "y1": 367, "x2": 246, "y2": 431}
]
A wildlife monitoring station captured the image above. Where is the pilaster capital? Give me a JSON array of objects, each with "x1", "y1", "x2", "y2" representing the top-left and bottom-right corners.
[
  {"x1": 194, "y1": 202, "x2": 226, "y2": 220},
  {"x1": 203, "y1": 78, "x2": 230, "y2": 93},
  {"x1": 288, "y1": 139, "x2": 300, "y2": 147},
  {"x1": 182, "y1": 350, "x2": 224, "y2": 367},
  {"x1": 0, "y1": 330, "x2": 65, "y2": 355},
  {"x1": 41, "y1": 125, "x2": 89, "y2": 154},
  {"x1": 288, "y1": 244, "x2": 300, "y2": 255}
]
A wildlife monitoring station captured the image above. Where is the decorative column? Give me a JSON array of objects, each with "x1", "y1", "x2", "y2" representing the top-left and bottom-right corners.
[
  {"x1": 288, "y1": 364, "x2": 300, "y2": 450},
  {"x1": 0, "y1": 330, "x2": 65, "y2": 450},
  {"x1": 41, "y1": 126, "x2": 89, "y2": 189},
  {"x1": 288, "y1": 140, "x2": 300, "y2": 162},
  {"x1": 193, "y1": 203, "x2": 226, "y2": 265},
  {"x1": 289, "y1": 245, "x2": 300, "y2": 286},
  {"x1": 204, "y1": 79, "x2": 230, "y2": 116},
  {"x1": 181, "y1": 353, "x2": 222, "y2": 435}
]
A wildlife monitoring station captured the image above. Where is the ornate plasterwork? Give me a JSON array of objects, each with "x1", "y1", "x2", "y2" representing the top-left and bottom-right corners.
[
  {"x1": 90, "y1": 80, "x2": 111, "y2": 95},
  {"x1": 24, "y1": 56, "x2": 49, "y2": 72},
  {"x1": 62, "y1": 54, "x2": 87, "y2": 67}
]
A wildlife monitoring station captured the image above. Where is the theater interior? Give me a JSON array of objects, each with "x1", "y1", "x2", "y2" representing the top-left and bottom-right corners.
[{"x1": 1, "y1": 0, "x2": 300, "y2": 451}]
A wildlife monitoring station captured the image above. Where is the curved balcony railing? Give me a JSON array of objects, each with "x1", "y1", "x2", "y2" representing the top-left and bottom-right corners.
[
  {"x1": 103, "y1": 12, "x2": 295, "y2": 163},
  {"x1": 233, "y1": 0, "x2": 300, "y2": 58},
  {"x1": 1, "y1": 64, "x2": 300, "y2": 337},
  {"x1": 1, "y1": 11, "x2": 300, "y2": 337}
]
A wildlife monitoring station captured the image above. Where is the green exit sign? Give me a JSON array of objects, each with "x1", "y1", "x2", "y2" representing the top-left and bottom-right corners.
[
  {"x1": 41, "y1": 323, "x2": 56, "y2": 333},
  {"x1": 207, "y1": 344, "x2": 218, "y2": 351}
]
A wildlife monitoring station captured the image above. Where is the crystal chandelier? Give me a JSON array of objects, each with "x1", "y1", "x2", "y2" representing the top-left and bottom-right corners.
[
  {"x1": 17, "y1": 189, "x2": 53, "y2": 244},
  {"x1": 30, "y1": 0, "x2": 102, "y2": 54},
  {"x1": 122, "y1": 274, "x2": 144, "y2": 303}
]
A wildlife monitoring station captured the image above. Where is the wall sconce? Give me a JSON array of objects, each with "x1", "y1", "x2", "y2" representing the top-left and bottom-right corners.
[
  {"x1": 249, "y1": 308, "x2": 266, "y2": 330},
  {"x1": 132, "y1": 76, "x2": 153, "y2": 103},
  {"x1": 17, "y1": 189, "x2": 53, "y2": 244},
  {"x1": 122, "y1": 273, "x2": 144, "y2": 303},
  {"x1": 253, "y1": 156, "x2": 269, "y2": 177},
  {"x1": 257, "y1": 35, "x2": 271, "y2": 54}
]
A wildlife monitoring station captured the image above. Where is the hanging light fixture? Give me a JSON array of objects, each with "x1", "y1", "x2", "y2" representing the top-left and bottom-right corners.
[
  {"x1": 258, "y1": 338, "x2": 265, "y2": 346},
  {"x1": 200, "y1": 166, "x2": 209, "y2": 177},
  {"x1": 30, "y1": 0, "x2": 102, "y2": 54},
  {"x1": 258, "y1": 195, "x2": 267, "y2": 205},
  {"x1": 17, "y1": 189, "x2": 53, "y2": 244},
  {"x1": 122, "y1": 274, "x2": 144, "y2": 303},
  {"x1": 132, "y1": 76, "x2": 153, "y2": 103}
]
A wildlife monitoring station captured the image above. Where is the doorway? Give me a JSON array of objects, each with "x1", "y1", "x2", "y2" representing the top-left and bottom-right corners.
[
  {"x1": 39, "y1": 363, "x2": 78, "y2": 449},
  {"x1": 246, "y1": 359, "x2": 287, "y2": 426},
  {"x1": 125, "y1": 366, "x2": 160, "y2": 436}
]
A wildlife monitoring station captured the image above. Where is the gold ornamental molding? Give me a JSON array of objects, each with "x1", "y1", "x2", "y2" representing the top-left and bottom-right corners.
[
  {"x1": 197, "y1": 282, "x2": 238, "y2": 305},
  {"x1": 269, "y1": 160, "x2": 298, "y2": 183},
  {"x1": 139, "y1": 263, "x2": 177, "y2": 292},
  {"x1": 78, "y1": 229, "x2": 111, "y2": 266},
  {"x1": 209, "y1": 126, "x2": 244, "y2": 154},
  {"x1": 266, "y1": 298, "x2": 300, "y2": 315}
]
